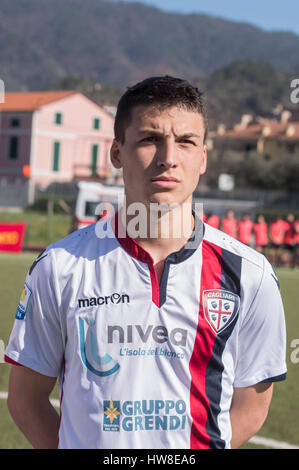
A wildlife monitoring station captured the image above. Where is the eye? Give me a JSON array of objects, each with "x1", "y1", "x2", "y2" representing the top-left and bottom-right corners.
[
  {"x1": 179, "y1": 139, "x2": 196, "y2": 146},
  {"x1": 139, "y1": 136, "x2": 159, "y2": 144}
]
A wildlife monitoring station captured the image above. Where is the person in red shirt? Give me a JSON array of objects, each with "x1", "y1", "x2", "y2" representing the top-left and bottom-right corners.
[
  {"x1": 253, "y1": 215, "x2": 268, "y2": 254},
  {"x1": 293, "y1": 219, "x2": 299, "y2": 268},
  {"x1": 270, "y1": 216, "x2": 288, "y2": 245},
  {"x1": 238, "y1": 213, "x2": 254, "y2": 246},
  {"x1": 269, "y1": 216, "x2": 288, "y2": 267},
  {"x1": 294, "y1": 220, "x2": 299, "y2": 245},
  {"x1": 221, "y1": 210, "x2": 237, "y2": 238},
  {"x1": 283, "y1": 214, "x2": 296, "y2": 267},
  {"x1": 283, "y1": 214, "x2": 295, "y2": 246},
  {"x1": 205, "y1": 213, "x2": 220, "y2": 229}
]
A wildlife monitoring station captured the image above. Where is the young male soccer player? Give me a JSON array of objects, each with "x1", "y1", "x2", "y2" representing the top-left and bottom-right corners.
[{"x1": 5, "y1": 76, "x2": 287, "y2": 449}]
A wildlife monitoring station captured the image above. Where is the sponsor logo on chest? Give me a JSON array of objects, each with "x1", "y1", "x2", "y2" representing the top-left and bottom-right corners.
[
  {"x1": 78, "y1": 292, "x2": 130, "y2": 308},
  {"x1": 103, "y1": 398, "x2": 187, "y2": 432}
]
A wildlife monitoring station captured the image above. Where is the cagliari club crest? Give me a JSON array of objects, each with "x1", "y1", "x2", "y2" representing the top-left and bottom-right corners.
[{"x1": 202, "y1": 289, "x2": 240, "y2": 334}]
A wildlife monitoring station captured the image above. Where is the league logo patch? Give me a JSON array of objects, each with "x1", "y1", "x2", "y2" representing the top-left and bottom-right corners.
[
  {"x1": 202, "y1": 289, "x2": 240, "y2": 334},
  {"x1": 103, "y1": 399, "x2": 121, "y2": 432},
  {"x1": 16, "y1": 283, "x2": 32, "y2": 320}
]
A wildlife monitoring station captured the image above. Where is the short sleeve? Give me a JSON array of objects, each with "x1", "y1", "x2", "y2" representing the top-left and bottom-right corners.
[
  {"x1": 5, "y1": 248, "x2": 64, "y2": 377},
  {"x1": 234, "y1": 256, "x2": 287, "y2": 387}
]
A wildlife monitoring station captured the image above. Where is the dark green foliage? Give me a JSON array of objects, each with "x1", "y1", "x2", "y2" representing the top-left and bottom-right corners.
[
  {"x1": 203, "y1": 150, "x2": 299, "y2": 192},
  {"x1": 198, "y1": 61, "x2": 296, "y2": 128},
  {"x1": 1, "y1": 0, "x2": 299, "y2": 94}
]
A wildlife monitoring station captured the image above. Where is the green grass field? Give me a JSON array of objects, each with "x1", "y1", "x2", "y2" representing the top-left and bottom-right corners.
[{"x1": 0, "y1": 252, "x2": 298, "y2": 449}]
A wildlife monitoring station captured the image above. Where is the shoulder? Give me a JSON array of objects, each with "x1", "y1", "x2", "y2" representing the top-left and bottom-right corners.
[
  {"x1": 29, "y1": 218, "x2": 118, "y2": 279},
  {"x1": 203, "y1": 223, "x2": 281, "y2": 303},
  {"x1": 53, "y1": 216, "x2": 117, "y2": 252},
  {"x1": 203, "y1": 223, "x2": 264, "y2": 270}
]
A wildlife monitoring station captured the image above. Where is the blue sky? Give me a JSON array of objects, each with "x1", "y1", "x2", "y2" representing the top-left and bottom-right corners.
[{"x1": 116, "y1": 0, "x2": 299, "y2": 35}]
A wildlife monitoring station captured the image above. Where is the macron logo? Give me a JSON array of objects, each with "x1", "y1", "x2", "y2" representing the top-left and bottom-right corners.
[{"x1": 78, "y1": 293, "x2": 130, "y2": 308}]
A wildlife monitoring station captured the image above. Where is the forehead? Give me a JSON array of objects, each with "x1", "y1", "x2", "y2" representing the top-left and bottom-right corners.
[{"x1": 127, "y1": 104, "x2": 205, "y2": 135}]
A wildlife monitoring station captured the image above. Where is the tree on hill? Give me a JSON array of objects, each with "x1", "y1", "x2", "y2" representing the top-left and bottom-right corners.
[{"x1": 196, "y1": 61, "x2": 293, "y2": 129}]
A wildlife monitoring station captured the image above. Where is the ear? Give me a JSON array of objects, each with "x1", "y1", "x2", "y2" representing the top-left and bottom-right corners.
[
  {"x1": 199, "y1": 144, "x2": 207, "y2": 175},
  {"x1": 110, "y1": 139, "x2": 123, "y2": 169}
]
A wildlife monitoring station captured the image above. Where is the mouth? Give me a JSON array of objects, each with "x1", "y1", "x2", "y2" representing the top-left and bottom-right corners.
[
  {"x1": 152, "y1": 176, "x2": 179, "y2": 182},
  {"x1": 151, "y1": 176, "x2": 180, "y2": 189}
]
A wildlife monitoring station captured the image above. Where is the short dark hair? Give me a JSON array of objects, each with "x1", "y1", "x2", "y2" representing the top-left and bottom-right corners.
[{"x1": 114, "y1": 75, "x2": 208, "y2": 143}]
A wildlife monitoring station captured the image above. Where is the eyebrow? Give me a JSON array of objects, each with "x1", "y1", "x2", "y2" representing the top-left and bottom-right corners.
[
  {"x1": 137, "y1": 129, "x2": 201, "y2": 139},
  {"x1": 177, "y1": 133, "x2": 201, "y2": 139}
]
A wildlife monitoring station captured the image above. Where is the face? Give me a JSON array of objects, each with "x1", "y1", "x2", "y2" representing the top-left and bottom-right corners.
[
  {"x1": 287, "y1": 214, "x2": 294, "y2": 222},
  {"x1": 110, "y1": 105, "x2": 207, "y2": 209}
]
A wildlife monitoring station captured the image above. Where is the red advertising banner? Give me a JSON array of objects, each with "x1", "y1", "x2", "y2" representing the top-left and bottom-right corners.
[{"x1": 0, "y1": 223, "x2": 26, "y2": 253}]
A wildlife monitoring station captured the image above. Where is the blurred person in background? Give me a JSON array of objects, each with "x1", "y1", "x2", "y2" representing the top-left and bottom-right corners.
[
  {"x1": 221, "y1": 210, "x2": 237, "y2": 238},
  {"x1": 205, "y1": 213, "x2": 220, "y2": 229},
  {"x1": 293, "y1": 217, "x2": 299, "y2": 268},
  {"x1": 237, "y1": 213, "x2": 254, "y2": 246},
  {"x1": 269, "y1": 215, "x2": 288, "y2": 267},
  {"x1": 253, "y1": 215, "x2": 268, "y2": 255},
  {"x1": 283, "y1": 214, "x2": 296, "y2": 268}
]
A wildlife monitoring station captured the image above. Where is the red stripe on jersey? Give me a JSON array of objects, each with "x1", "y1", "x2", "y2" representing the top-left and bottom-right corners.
[
  {"x1": 189, "y1": 240, "x2": 222, "y2": 449},
  {"x1": 4, "y1": 355, "x2": 23, "y2": 367},
  {"x1": 147, "y1": 263, "x2": 160, "y2": 307}
]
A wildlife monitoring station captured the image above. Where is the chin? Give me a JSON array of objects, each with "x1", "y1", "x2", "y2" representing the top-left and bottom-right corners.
[{"x1": 147, "y1": 192, "x2": 188, "y2": 209}]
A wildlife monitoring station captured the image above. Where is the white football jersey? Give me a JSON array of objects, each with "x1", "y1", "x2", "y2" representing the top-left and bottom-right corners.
[{"x1": 5, "y1": 213, "x2": 287, "y2": 449}]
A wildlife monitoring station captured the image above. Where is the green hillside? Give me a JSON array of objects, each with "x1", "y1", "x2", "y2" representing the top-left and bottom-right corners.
[{"x1": 1, "y1": 0, "x2": 299, "y2": 92}]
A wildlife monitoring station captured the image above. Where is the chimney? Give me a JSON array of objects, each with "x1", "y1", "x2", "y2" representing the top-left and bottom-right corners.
[
  {"x1": 217, "y1": 124, "x2": 226, "y2": 135},
  {"x1": 273, "y1": 104, "x2": 283, "y2": 116},
  {"x1": 281, "y1": 110, "x2": 292, "y2": 123},
  {"x1": 286, "y1": 125, "x2": 295, "y2": 137},
  {"x1": 238, "y1": 114, "x2": 253, "y2": 130},
  {"x1": 262, "y1": 125, "x2": 271, "y2": 136}
]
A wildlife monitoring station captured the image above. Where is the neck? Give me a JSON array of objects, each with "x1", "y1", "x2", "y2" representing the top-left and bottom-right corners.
[{"x1": 119, "y1": 201, "x2": 195, "y2": 262}]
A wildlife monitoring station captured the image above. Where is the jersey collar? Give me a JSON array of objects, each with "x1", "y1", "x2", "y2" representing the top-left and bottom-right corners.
[{"x1": 113, "y1": 210, "x2": 204, "y2": 265}]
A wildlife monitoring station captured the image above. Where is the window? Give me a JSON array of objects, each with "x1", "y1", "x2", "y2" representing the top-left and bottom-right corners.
[
  {"x1": 91, "y1": 144, "x2": 98, "y2": 176},
  {"x1": 93, "y1": 118, "x2": 100, "y2": 130},
  {"x1": 85, "y1": 201, "x2": 99, "y2": 217},
  {"x1": 245, "y1": 143, "x2": 256, "y2": 152},
  {"x1": 53, "y1": 141, "x2": 60, "y2": 171},
  {"x1": 10, "y1": 118, "x2": 20, "y2": 127},
  {"x1": 55, "y1": 112, "x2": 62, "y2": 125},
  {"x1": 8, "y1": 136, "x2": 19, "y2": 160},
  {"x1": 286, "y1": 143, "x2": 295, "y2": 154}
]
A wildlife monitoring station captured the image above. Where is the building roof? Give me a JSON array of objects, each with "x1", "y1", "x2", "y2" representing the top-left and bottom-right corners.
[
  {"x1": 212, "y1": 117, "x2": 299, "y2": 142},
  {"x1": 0, "y1": 90, "x2": 76, "y2": 112}
]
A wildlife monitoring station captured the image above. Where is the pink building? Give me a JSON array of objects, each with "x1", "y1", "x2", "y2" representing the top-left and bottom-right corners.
[{"x1": 0, "y1": 91, "x2": 116, "y2": 204}]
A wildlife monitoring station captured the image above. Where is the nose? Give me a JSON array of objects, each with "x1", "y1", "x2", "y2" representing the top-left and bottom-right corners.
[{"x1": 156, "y1": 138, "x2": 177, "y2": 169}]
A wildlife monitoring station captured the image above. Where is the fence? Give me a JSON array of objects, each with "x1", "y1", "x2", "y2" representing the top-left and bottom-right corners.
[
  {"x1": 0, "y1": 179, "x2": 298, "y2": 215},
  {"x1": 0, "y1": 180, "x2": 29, "y2": 209}
]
